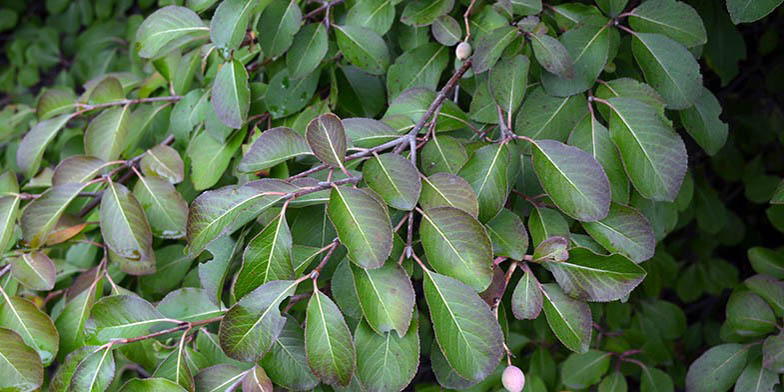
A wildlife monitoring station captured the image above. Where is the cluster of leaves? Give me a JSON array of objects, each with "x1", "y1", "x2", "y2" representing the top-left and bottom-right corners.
[{"x1": 0, "y1": 0, "x2": 783, "y2": 391}]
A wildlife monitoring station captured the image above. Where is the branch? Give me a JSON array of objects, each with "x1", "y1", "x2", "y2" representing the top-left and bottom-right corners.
[
  {"x1": 108, "y1": 315, "x2": 224, "y2": 346},
  {"x1": 73, "y1": 96, "x2": 181, "y2": 117}
]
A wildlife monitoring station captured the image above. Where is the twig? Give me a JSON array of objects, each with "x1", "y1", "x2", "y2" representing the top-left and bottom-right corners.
[
  {"x1": 310, "y1": 238, "x2": 340, "y2": 279},
  {"x1": 108, "y1": 316, "x2": 224, "y2": 346},
  {"x1": 304, "y1": 0, "x2": 345, "y2": 19},
  {"x1": 73, "y1": 96, "x2": 181, "y2": 117}
]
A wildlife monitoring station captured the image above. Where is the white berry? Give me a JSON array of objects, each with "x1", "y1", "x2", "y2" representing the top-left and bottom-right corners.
[
  {"x1": 456, "y1": 41, "x2": 472, "y2": 60},
  {"x1": 502, "y1": 365, "x2": 525, "y2": 392}
]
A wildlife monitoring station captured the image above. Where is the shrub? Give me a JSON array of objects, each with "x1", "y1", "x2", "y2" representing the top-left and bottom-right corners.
[{"x1": 0, "y1": 0, "x2": 782, "y2": 391}]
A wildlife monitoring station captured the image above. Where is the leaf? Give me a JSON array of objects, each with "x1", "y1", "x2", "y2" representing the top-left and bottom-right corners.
[
  {"x1": 763, "y1": 334, "x2": 784, "y2": 372},
  {"x1": 530, "y1": 139, "x2": 611, "y2": 221},
  {"x1": 386, "y1": 88, "x2": 471, "y2": 132},
  {"x1": 194, "y1": 365, "x2": 245, "y2": 392},
  {"x1": 401, "y1": 0, "x2": 454, "y2": 26},
  {"x1": 85, "y1": 295, "x2": 171, "y2": 343},
  {"x1": 305, "y1": 289, "x2": 356, "y2": 387},
  {"x1": 541, "y1": 23, "x2": 611, "y2": 97},
  {"x1": 211, "y1": 59, "x2": 250, "y2": 129},
  {"x1": 568, "y1": 115, "x2": 630, "y2": 204},
  {"x1": 134, "y1": 175, "x2": 188, "y2": 239},
  {"x1": 490, "y1": 55, "x2": 529, "y2": 116},
  {"x1": 101, "y1": 182, "x2": 155, "y2": 274},
  {"x1": 55, "y1": 268, "x2": 102, "y2": 360},
  {"x1": 209, "y1": 0, "x2": 256, "y2": 50},
  {"x1": 350, "y1": 260, "x2": 415, "y2": 336},
  {"x1": 0, "y1": 328, "x2": 42, "y2": 391},
  {"x1": 423, "y1": 269, "x2": 503, "y2": 382},
  {"x1": 599, "y1": 371, "x2": 628, "y2": 392},
  {"x1": 631, "y1": 32, "x2": 702, "y2": 109},
  {"x1": 431, "y1": 15, "x2": 462, "y2": 46},
  {"x1": 218, "y1": 280, "x2": 298, "y2": 362},
  {"x1": 9, "y1": 252, "x2": 55, "y2": 291},
  {"x1": 37, "y1": 88, "x2": 76, "y2": 120},
  {"x1": 420, "y1": 135, "x2": 469, "y2": 175},
  {"x1": 686, "y1": 344, "x2": 749, "y2": 392},
  {"x1": 386, "y1": 42, "x2": 449, "y2": 100},
  {"x1": 306, "y1": 113, "x2": 348, "y2": 168},
  {"x1": 152, "y1": 336, "x2": 194, "y2": 391},
  {"x1": 641, "y1": 366, "x2": 674, "y2": 392},
  {"x1": 726, "y1": 291, "x2": 777, "y2": 335},
  {"x1": 84, "y1": 105, "x2": 131, "y2": 162},
  {"x1": 486, "y1": 209, "x2": 529, "y2": 260},
  {"x1": 119, "y1": 378, "x2": 188, "y2": 391},
  {"x1": 430, "y1": 340, "x2": 477, "y2": 389},
  {"x1": 420, "y1": 206, "x2": 494, "y2": 292},
  {"x1": 363, "y1": 153, "x2": 422, "y2": 211},
  {"x1": 257, "y1": 0, "x2": 302, "y2": 58},
  {"x1": 334, "y1": 25, "x2": 390, "y2": 75},
  {"x1": 186, "y1": 179, "x2": 294, "y2": 257},
  {"x1": 140, "y1": 144, "x2": 184, "y2": 184},
  {"x1": 234, "y1": 214, "x2": 294, "y2": 300},
  {"x1": 734, "y1": 358, "x2": 778, "y2": 392},
  {"x1": 727, "y1": 0, "x2": 783, "y2": 23},
  {"x1": 541, "y1": 283, "x2": 592, "y2": 353},
  {"x1": 21, "y1": 182, "x2": 92, "y2": 248},
  {"x1": 188, "y1": 129, "x2": 245, "y2": 190},
  {"x1": 261, "y1": 316, "x2": 319, "y2": 391},
  {"x1": 605, "y1": 97, "x2": 688, "y2": 201},
  {"x1": 17, "y1": 114, "x2": 71, "y2": 177},
  {"x1": 546, "y1": 247, "x2": 646, "y2": 301},
  {"x1": 530, "y1": 32, "x2": 575, "y2": 78},
  {"x1": 265, "y1": 68, "x2": 321, "y2": 119},
  {"x1": 561, "y1": 350, "x2": 612, "y2": 389},
  {"x1": 0, "y1": 294, "x2": 58, "y2": 365},
  {"x1": 582, "y1": 204, "x2": 655, "y2": 263},
  {"x1": 346, "y1": 0, "x2": 396, "y2": 35},
  {"x1": 355, "y1": 318, "x2": 419, "y2": 391},
  {"x1": 136, "y1": 6, "x2": 208, "y2": 58},
  {"x1": 89, "y1": 77, "x2": 124, "y2": 105},
  {"x1": 528, "y1": 206, "x2": 571, "y2": 246},
  {"x1": 514, "y1": 87, "x2": 587, "y2": 142},
  {"x1": 679, "y1": 86, "x2": 729, "y2": 156},
  {"x1": 748, "y1": 247, "x2": 784, "y2": 279},
  {"x1": 473, "y1": 26, "x2": 519, "y2": 73},
  {"x1": 0, "y1": 195, "x2": 19, "y2": 253},
  {"x1": 241, "y1": 365, "x2": 272, "y2": 392},
  {"x1": 420, "y1": 172, "x2": 479, "y2": 218},
  {"x1": 458, "y1": 143, "x2": 510, "y2": 222},
  {"x1": 629, "y1": 0, "x2": 707, "y2": 47},
  {"x1": 533, "y1": 236, "x2": 570, "y2": 262},
  {"x1": 511, "y1": 267, "x2": 543, "y2": 320},
  {"x1": 327, "y1": 186, "x2": 393, "y2": 269},
  {"x1": 157, "y1": 288, "x2": 223, "y2": 323},
  {"x1": 287, "y1": 23, "x2": 329, "y2": 80}
]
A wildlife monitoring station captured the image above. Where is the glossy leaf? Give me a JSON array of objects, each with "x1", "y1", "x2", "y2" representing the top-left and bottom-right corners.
[
  {"x1": 511, "y1": 267, "x2": 543, "y2": 320},
  {"x1": 234, "y1": 214, "x2": 294, "y2": 300},
  {"x1": 327, "y1": 186, "x2": 393, "y2": 269},
  {"x1": 287, "y1": 23, "x2": 329, "y2": 80},
  {"x1": 458, "y1": 143, "x2": 510, "y2": 222},
  {"x1": 136, "y1": 6, "x2": 208, "y2": 58},
  {"x1": 211, "y1": 59, "x2": 249, "y2": 129},
  {"x1": 541, "y1": 283, "x2": 592, "y2": 353},
  {"x1": 334, "y1": 25, "x2": 390, "y2": 75},
  {"x1": 363, "y1": 153, "x2": 422, "y2": 211},
  {"x1": 0, "y1": 328, "x2": 42, "y2": 391},
  {"x1": 0, "y1": 294, "x2": 58, "y2": 365},
  {"x1": 350, "y1": 260, "x2": 415, "y2": 336},
  {"x1": 257, "y1": 0, "x2": 302, "y2": 58},
  {"x1": 686, "y1": 344, "x2": 748, "y2": 392},
  {"x1": 21, "y1": 182, "x2": 92, "y2": 248},
  {"x1": 355, "y1": 318, "x2": 419, "y2": 391},
  {"x1": 100, "y1": 182, "x2": 155, "y2": 274},
  {"x1": 420, "y1": 172, "x2": 479, "y2": 218},
  {"x1": 85, "y1": 295, "x2": 171, "y2": 343},
  {"x1": 140, "y1": 144, "x2": 184, "y2": 184},
  {"x1": 305, "y1": 289, "x2": 356, "y2": 387},
  {"x1": 134, "y1": 175, "x2": 188, "y2": 239},
  {"x1": 306, "y1": 113, "x2": 347, "y2": 168},
  {"x1": 582, "y1": 204, "x2": 655, "y2": 263},
  {"x1": 631, "y1": 32, "x2": 702, "y2": 109},
  {"x1": 261, "y1": 316, "x2": 319, "y2": 391},
  {"x1": 629, "y1": 0, "x2": 707, "y2": 47},
  {"x1": 17, "y1": 114, "x2": 71, "y2": 177},
  {"x1": 9, "y1": 251, "x2": 55, "y2": 291}
]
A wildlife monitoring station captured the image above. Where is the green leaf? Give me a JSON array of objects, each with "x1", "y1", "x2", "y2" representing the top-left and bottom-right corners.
[
  {"x1": 605, "y1": 97, "x2": 687, "y2": 201},
  {"x1": 101, "y1": 182, "x2": 155, "y2": 274},
  {"x1": 85, "y1": 295, "x2": 171, "y2": 343},
  {"x1": 344, "y1": 117, "x2": 405, "y2": 148},
  {"x1": 350, "y1": 260, "x2": 415, "y2": 336},
  {"x1": 541, "y1": 283, "x2": 592, "y2": 353},
  {"x1": 186, "y1": 179, "x2": 294, "y2": 257},
  {"x1": 234, "y1": 214, "x2": 294, "y2": 300},
  {"x1": 458, "y1": 143, "x2": 510, "y2": 222},
  {"x1": 218, "y1": 280, "x2": 298, "y2": 362},
  {"x1": 328, "y1": 186, "x2": 393, "y2": 269},
  {"x1": 727, "y1": 0, "x2": 783, "y2": 23},
  {"x1": 734, "y1": 358, "x2": 778, "y2": 392},
  {"x1": 514, "y1": 87, "x2": 587, "y2": 142},
  {"x1": 430, "y1": 340, "x2": 477, "y2": 389},
  {"x1": 686, "y1": 344, "x2": 749, "y2": 392},
  {"x1": 748, "y1": 247, "x2": 784, "y2": 279},
  {"x1": 0, "y1": 294, "x2": 58, "y2": 365},
  {"x1": 530, "y1": 32, "x2": 575, "y2": 78},
  {"x1": 541, "y1": 23, "x2": 611, "y2": 97},
  {"x1": 21, "y1": 182, "x2": 92, "y2": 248},
  {"x1": 629, "y1": 0, "x2": 707, "y2": 47},
  {"x1": 188, "y1": 128, "x2": 245, "y2": 190},
  {"x1": 490, "y1": 55, "x2": 529, "y2": 116},
  {"x1": 597, "y1": 0, "x2": 628, "y2": 16},
  {"x1": 211, "y1": 59, "x2": 249, "y2": 129},
  {"x1": 50, "y1": 346, "x2": 93, "y2": 392},
  {"x1": 194, "y1": 364, "x2": 245, "y2": 392},
  {"x1": 84, "y1": 105, "x2": 131, "y2": 162},
  {"x1": 265, "y1": 68, "x2": 320, "y2": 119},
  {"x1": 9, "y1": 251, "x2": 55, "y2": 291},
  {"x1": 530, "y1": 139, "x2": 611, "y2": 221},
  {"x1": 286, "y1": 23, "x2": 328, "y2": 80},
  {"x1": 306, "y1": 113, "x2": 347, "y2": 168},
  {"x1": 151, "y1": 336, "x2": 194, "y2": 391},
  {"x1": 209, "y1": 0, "x2": 256, "y2": 50},
  {"x1": 119, "y1": 377, "x2": 188, "y2": 391},
  {"x1": 763, "y1": 334, "x2": 784, "y2": 372},
  {"x1": 363, "y1": 153, "x2": 422, "y2": 211},
  {"x1": 334, "y1": 25, "x2": 390, "y2": 75},
  {"x1": 431, "y1": 15, "x2": 462, "y2": 46},
  {"x1": 533, "y1": 236, "x2": 570, "y2": 262},
  {"x1": 420, "y1": 206, "x2": 494, "y2": 292},
  {"x1": 140, "y1": 144, "x2": 184, "y2": 184},
  {"x1": 473, "y1": 26, "x2": 519, "y2": 73},
  {"x1": 136, "y1": 6, "x2": 209, "y2": 58},
  {"x1": 546, "y1": 247, "x2": 646, "y2": 301},
  {"x1": 55, "y1": 268, "x2": 102, "y2": 360},
  {"x1": 17, "y1": 114, "x2": 71, "y2": 177},
  {"x1": 582, "y1": 204, "x2": 655, "y2": 263},
  {"x1": 134, "y1": 175, "x2": 188, "y2": 239},
  {"x1": 423, "y1": 269, "x2": 503, "y2": 382},
  {"x1": 157, "y1": 288, "x2": 223, "y2": 322},
  {"x1": 631, "y1": 32, "x2": 702, "y2": 109},
  {"x1": 387, "y1": 88, "x2": 471, "y2": 132},
  {"x1": 0, "y1": 195, "x2": 19, "y2": 253},
  {"x1": 346, "y1": 0, "x2": 396, "y2": 35},
  {"x1": 420, "y1": 135, "x2": 469, "y2": 175},
  {"x1": 420, "y1": 172, "x2": 479, "y2": 218},
  {"x1": 0, "y1": 328, "x2": 43, "y2": 392},
  {"x1": 241, "y1": 365, "x2": 272, "y2": 392},
  {"x1": 305, "y1": 289, "x2": 356, "y2": 387},
  {"x1": 401, "y1": 0, "x2": 454, "y2": 26},
  {"x1": 386, "y1": 42, "x2": 449, "y2": 100},
  {"x1": 569, "y1": 115, "x2": 629, "y2": 204},
  {"x1": 679, "y1": 87, "x2": 728, "y2": 156},
  {"x1": 528, "y1": 206, "x2": 571, "y2": 246},
  {"x1": 260, "y1": 316, "x2": 319, "y2": 390},
  {"x1": 257, "y1": 0, "x2": 302, "y2": 58},
  {"x1": 511, "y1": 266, "x2": 543, "y2": 320},
  {"x1": 561, "y1": 350, "x2": 612, "y2": 389},
  {"x1": 486, "y1": 209, "x2": 529, "y2": 260},
  {"x1": 355, "y1": 317, "x2": 419, "y2": 391},
  {"x1": 599, "y1": 371, "x2": 628, "y2": 392},
  {"x1": 726, "y1": 290, "x2": 777, "y2": 335},
  {"x1": 37, "y1": 88, "x2": 76, "y2": 120},
  {"x1": 640, "y1": 366, "x2": 674, "y2": 392},
  {"x1": 88, "y1": 77, "x2": 124, "y2": 105}
]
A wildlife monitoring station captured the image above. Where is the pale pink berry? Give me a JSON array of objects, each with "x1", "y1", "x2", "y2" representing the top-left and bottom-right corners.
[
  {"x1": 502, "y1": 365, "x2": 525, "y2": 392},
  {"x1": 456, "y1": 41, "x2": 472, "y2": 60}
]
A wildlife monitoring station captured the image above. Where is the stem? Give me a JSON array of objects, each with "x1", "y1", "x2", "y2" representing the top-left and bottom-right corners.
[
  {"x1": 73, "y1": 96, "x2": 181, "y2": 117},
  {"x1": 310, "y1": 238, "x2": 340, "y2": 279},
  {"x1": 304, "y1": 0, "x2": 345, "y2": 19},
  {"x1": 109, "y1": 316, "x2": 224, "y2": 346}
]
